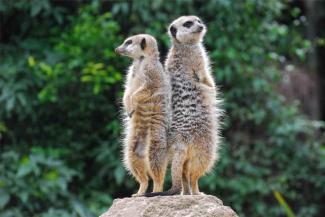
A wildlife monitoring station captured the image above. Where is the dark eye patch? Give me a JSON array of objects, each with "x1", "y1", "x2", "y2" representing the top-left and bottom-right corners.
[
  {"x1": 183, "y1": 21, "x2": 194, "y2": 28},
  {"x1": 125, "y1": 40, "x2": 132, "y2": 45},
  {"x1": 197, "y1": 19, "x2": 202, "y2": 24}
]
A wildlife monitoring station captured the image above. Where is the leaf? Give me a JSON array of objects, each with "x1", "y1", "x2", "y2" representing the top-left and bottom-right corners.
[
  {"x1": 114, "y1": 166, "x2": 125, "y2": 185},
  {"x1": 93, "y1": 84, "x2": 101, "y2": 95},
  {"x1": 28, "y1": 56, "x2": 36, "y2": 67},
  {"x1": 0, "y1": 190, "x2": 10, "y2": 209},
  {"x1": 31, "y1": 3, "x2": 42, "y2": 17},
  {"x1": 17, "y1": 191, "x2": 29, "y2": 204},
  {"x1": 44, "y1": 170, "x2": 59, "y2": 180},
  {"x1": 17, "y1": 165, "x2": 33, "y2": 177},
  {"x1": 0, "y1": 122, "x2": 7, "y2": 133},
  {"x1": 71, "y1": 198, "x2": 95, "y2": 217},
  {"x1": 39, "y1": 62, "x2": 52, "y2": 75},
  {"x1": 5, "y1": 97, "x2": 15, "y2": 112},
  {"x1": 81, "y1": 75, "x2": 93, "y2": 82},
  {"x1": 273, "y1": 191, "x2": 296, "y2": 217}
]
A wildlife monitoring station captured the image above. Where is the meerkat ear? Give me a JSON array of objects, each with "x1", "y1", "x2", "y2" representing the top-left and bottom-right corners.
[
  {"x1": 170, "y1": 25, "x2": 177, "y2": 38},
  {"x1": 140, "y1": 38, "x2": 146, "y2": 50}
]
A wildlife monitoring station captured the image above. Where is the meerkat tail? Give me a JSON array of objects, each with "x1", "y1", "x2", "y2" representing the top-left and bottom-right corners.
[{"x1": 143, "y1": 187, "x2": 181, "y2": 197}]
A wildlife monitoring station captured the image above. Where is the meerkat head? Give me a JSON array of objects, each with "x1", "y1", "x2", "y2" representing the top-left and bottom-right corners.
[
  {"x1": 168, "y1": 15, "x2": 206, "y2": 44},
  {"x1": 115, "y1": 34, "x2": 159, "y2": 59}
]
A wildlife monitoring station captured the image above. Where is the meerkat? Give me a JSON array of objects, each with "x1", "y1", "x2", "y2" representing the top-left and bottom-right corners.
[
  {"x1": 115, "y1": 34, "x2": 170, "y2": 196},
  {"x1": 145, "y1": 16, "x2": 222, "y2": 196}
]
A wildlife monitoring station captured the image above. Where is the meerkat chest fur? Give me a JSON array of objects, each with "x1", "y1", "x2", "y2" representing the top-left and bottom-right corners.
[
  {"x1": 167, "y1": 43, "x2": 213, "y2": 138},
  {"x1": 128, "y1": 58, "x2": 150, "y2": 90},
  {"x1": 127, "y1": 60, "x2": 143, "y2": 91}
]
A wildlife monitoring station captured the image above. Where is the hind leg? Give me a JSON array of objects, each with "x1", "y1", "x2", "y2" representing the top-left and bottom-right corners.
[
  {"x1": 182, "y1": 160, "x2": 191, "y2": 195},
  {"x1": 150, "y1": 150, "x2": 167, "y2": 193},
  {"x1": 151, "y1": 160, "x2": 167, "y2": 193},
  {"x1": 131, "y1": 158, "x2": 149, "y2": 196},
  {"x1": 148, "y1": 127, "x2": 168, "y2": 192},
  {"x1": 190, "y1": 174, "x2": 202, "y2": 195},
  {"x1": 125, "y1": 128, "x2": 149, "y2": 196},
  {"x1": 168, "y1": 145, "x2": 188, "y2": 195},
  {"x1": 189, "y1": 143, "x2": 216, "y2": 195}
]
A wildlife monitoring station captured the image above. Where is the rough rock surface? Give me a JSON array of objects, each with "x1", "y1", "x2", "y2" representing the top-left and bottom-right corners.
[{"x1": 100, "y1": 195, "x2": 238, "y2": 217}]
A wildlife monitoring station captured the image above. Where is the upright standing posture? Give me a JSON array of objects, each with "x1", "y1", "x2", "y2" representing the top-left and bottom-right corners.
[
  {"x1": 146, "y1": 16, "x2": 222, "y2": 196},
  {"x1": 115, "y1": 34, "x2": 170, "y2": 196}
]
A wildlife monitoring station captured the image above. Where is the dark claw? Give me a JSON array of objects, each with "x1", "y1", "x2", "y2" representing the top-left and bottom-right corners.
[
  {"x1": 128, "y1": 110, "x2": 135, "y2": 118},
  {"x1": 193, "y1": 70, "x2": 200, "y2": 82}
]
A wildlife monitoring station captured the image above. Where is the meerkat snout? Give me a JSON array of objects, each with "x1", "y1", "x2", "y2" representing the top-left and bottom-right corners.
[
  {"x1": 196, "y1": 25, "x2": 204, "y2": 32},
  {"x1": 115, "y1": 46, "x2": 124, "y2": 54},
  {"x1": 115, "y1": 38, "x2": 134, "y2": 56}
]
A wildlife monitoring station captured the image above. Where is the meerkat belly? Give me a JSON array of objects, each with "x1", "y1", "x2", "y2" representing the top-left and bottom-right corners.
[
  {"x1": 170, "y1": 73, "x2": 210, "y2": 137},
  {"x1": 135, "y1": 100, "x2": 166, "y2": 128}
]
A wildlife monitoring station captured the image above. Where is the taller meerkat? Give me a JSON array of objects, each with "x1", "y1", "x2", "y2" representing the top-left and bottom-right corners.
[
  {"x1": 147, "y1": 16, "x2": 222, "y2": 196},
  {"x1": 115, "y1": 34, "x2": 170, "y2": 196}
]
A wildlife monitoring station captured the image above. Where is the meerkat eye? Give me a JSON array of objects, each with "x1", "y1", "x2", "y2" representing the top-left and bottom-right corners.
[
  {"x1": 197, "y1": 19, "x2": 202, "y2": 24},
  {"x1": 183, "y1": 21, "x2": 194, "y2": 28},
  {"x1": 125, "y1": 40, "x2": 132, "y2": 46}
]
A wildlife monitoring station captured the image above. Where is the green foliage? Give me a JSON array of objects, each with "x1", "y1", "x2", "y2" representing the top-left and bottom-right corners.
[
  {"x1": 1, "y1": 0, "x2": 324, "y2": 217},
  {"x1": 1, "y1": 3, "x2": 125, "y2": 216},
  {"x1": 0, "y1": 149, "x2": 76, "y2": 217}
]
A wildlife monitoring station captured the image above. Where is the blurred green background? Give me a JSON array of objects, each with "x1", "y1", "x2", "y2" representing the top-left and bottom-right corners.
[{"x1": 1, "y1": 0, "x2": 325, "y2": 217}]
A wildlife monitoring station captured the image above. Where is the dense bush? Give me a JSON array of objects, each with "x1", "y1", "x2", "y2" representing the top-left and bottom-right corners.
[{"x1": 1, "y1": 0, "x2": 324, "y2": 217}]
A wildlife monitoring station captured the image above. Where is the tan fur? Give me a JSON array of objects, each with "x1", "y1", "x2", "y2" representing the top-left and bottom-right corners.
[{"x1": 116, "y1": 34, "x2": 170, "y2": 196}]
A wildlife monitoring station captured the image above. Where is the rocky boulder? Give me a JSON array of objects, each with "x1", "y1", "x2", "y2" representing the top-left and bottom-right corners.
[{"x1": 100, "y1": 195, "x2": 238, "y2": 217}]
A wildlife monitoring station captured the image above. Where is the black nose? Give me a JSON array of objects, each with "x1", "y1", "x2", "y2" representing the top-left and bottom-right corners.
[{"x1": 198, "y1": 26, "x2": 203, "y2": 32}]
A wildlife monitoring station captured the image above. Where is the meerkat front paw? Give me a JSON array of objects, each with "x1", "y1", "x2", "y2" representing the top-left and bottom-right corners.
[
  {"x1": 130, "y1": 95, "x2": 138, "y2": 111},
  {"x1": 192, "y1": 69, "x2": 200, "y2": 82},
  {"x1": 123, "y1": 95, "x2": 134, "y2": 116},
  {"x1": 192, "y1": 192, "x2": 206, "y2": 195},
  {"x1": 131, "y1": 193, "x2": 143, "y2": 197}
]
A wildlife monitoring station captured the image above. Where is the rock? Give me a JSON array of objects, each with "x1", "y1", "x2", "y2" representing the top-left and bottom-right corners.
[{"x1": 100, "y1": 195, "x2": 238, "y2": 217}]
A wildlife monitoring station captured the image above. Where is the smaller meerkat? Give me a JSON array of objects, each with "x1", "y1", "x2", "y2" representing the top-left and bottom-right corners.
[{"x1": 115, "y1": 34, "x2": 170, "y2": 196}]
